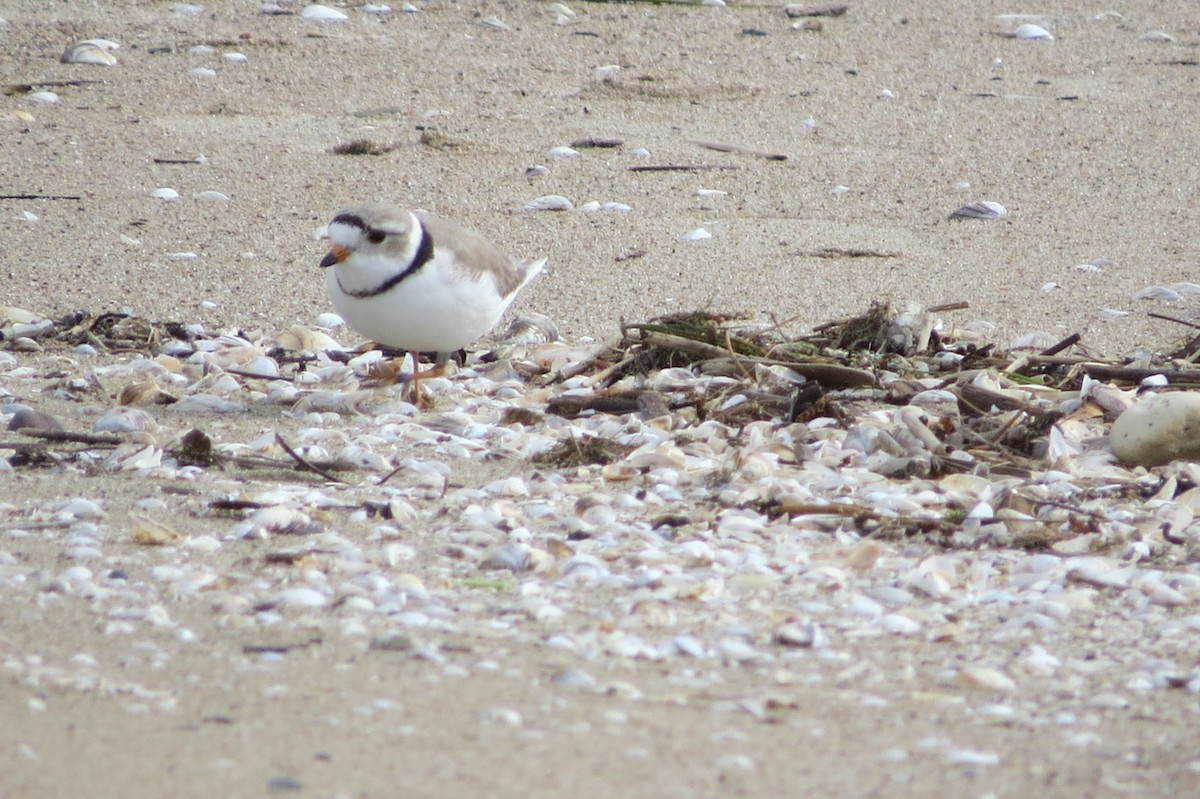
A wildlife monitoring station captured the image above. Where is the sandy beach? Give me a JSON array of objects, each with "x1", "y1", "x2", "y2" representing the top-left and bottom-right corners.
[{"x1": 2, "y1": 1, "x2": 1200, "y2": 797}]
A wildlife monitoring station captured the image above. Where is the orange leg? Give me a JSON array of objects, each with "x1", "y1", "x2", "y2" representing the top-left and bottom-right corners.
[{"x1": 404, "y1": 351, "x2": 449, "y2": 408}]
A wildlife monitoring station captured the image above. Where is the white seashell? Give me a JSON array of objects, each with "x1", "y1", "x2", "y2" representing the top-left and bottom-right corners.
[
  {"x1": 829, "y1": 184, "x2": 850, "y2": 196},
  {"x1": 1170, "y1": 282, "x2": 1200, "y2": 296},
  {"x1": 629, "y1": 147, "x2": 651, "y2": 158},
  {"x1": 61, "y1": 42, "x2": 119, "y2": 66},
  {"x1": 222, "y1": 52, "x2": 248, "y2": 64},
  {"x1": 524, "y1": 195, "x2": 574, "y2": 212},
  {"x1": 28, "y1": 91, "x2": 61, "y2": 105},
  {"x1": 120, "y1": 445, "x2": 163, "y2": 471},
  {"x1": 697, "y1": 189, "x2": 727, "y2": 198},
  {"x1": 401, "y1": 3, "x2": 418, "y2": 12},
  {"x1": 275, "y1": 324, "x2": 343, "y2": 352},
  {"x1": 1013, "y1": 23, "x2": 1052, "y2": 40},
  {"x1": 363, "y1": 4, "x2": 392, "y2": 14},
  {"x1": 168, "y1": 251, "x2": 198, "y2": 260},
  {"x1": 548, "y1": 146, "x2": 580, "y2": 159},
  {"x1": 315, "y1": 312, "x2": 345, "y2": 329},
  {"x1": 190, "y1": 67, "x2": 217, "y2": 79},
  {"x1": 193, "y1": 190, "x2": 229, "y2": 202},
  {"x1": 947, "y1": 749, "x2": 1000, "y2": 767},
  {"x1": 300, "y1": 4, "x2": 348, "y2": 21},
  {"x1": 547, "y1": 3, "x2": 575, "y2": 18},
  {"x1": 878, "y1": 89, "x2": 894, "y2": 99},
  {"x1": 1138, "y1": 30, "x2": 1174, "y2": 43},
  {"x1": 151, "y1": 187, "x2": 180, "y2": 202},
  {"x1": 169, "y1": 394, "x2": 244, "y2": 413},
  {"x1": 480, "y1": 15, "x2": 510, "y2": 31},
  {"x1": 679, "y1": 228, "x2": 712, "y2": 242},
  {"x1": 702, "y1": 0, "x2": 726, "y2": 6},
  {"x1": 1009, "y1": 331, "x2": 1055, "y2": 350},
  {"x1": 1111, "y1": 393, "x2": 1200, "y2": 467},
  {"x1": 94, "y1": 408, "x2": 157, "y2": 433},
  {"x1": 172, "y1": 3, "x2": 205, "y2": 14},
  {"x1": 600, "y1": 202, "x2": 632, "y2": 212},
  {"x1": 949, "y1": 200, "x2": 1006, "y2": 220},
  {"x1": 1040, "y1": 282, "x2": 1059, "y2": 292},
  {"x1": 189, "y1": 45, "x2": 215, "y2": 56},
  {"x1": 956, "y1": 666, "x2": 1016, "y2": 692},
  {"x1": 1097, "y1": 308, "x2": 1130, "y2": 319},
  {"x1": 480, "y1": 543, "x2": 531, "y2": 571},
  {"x1": 524, "y1": 164, "x2": 549, "y2": 176},
  {"x1": 274, "y1": 587, "x2": 328, "y2": 608},
  {"x1": 20, "y1": 211, "x2": 39, "y2": 223},
  {"x1": 1133, "y1": 286, "x2": 1182, "y2": 302},
  {"x1": 577, "y1": 200, "x2": 601, "y2": 213},
  {"x1": 594, "y1": 64, "x2": 621, "y2": 82},
  {"x1": 57, "y1": 498, "x2": 106, "y2": 520},
  {"x1": 879, "y1": 613, "x2": 921, "y2": 635}
]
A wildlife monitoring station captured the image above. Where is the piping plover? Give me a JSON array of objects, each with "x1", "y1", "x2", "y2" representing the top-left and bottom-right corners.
[{"x1": 319, "y1": 202, "x2": 545, "y2": 403}]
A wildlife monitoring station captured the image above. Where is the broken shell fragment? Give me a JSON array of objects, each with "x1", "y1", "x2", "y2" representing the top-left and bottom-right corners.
[{"x1": 949, "y1": 201, "x2": 1006, "y2": 220}]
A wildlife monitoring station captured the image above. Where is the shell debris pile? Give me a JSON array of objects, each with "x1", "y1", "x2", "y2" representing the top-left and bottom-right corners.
[{"x1": 2, "y1": 301, "x2": 1200, "y2": 738}]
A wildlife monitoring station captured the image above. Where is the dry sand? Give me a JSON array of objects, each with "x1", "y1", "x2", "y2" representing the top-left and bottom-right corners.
[{"x1": 2, "y1": 1, "x2": 1200, "y2": 797}]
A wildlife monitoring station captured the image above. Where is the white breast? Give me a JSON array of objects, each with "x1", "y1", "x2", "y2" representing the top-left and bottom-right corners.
[{"x1": 326, "y1": 249, "x2": 512, "y2": 353}]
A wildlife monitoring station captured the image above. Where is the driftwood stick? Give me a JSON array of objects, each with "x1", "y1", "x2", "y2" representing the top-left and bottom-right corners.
[{"x1": 1080, "y1": 365, "x2": 1200, "y2": 384}]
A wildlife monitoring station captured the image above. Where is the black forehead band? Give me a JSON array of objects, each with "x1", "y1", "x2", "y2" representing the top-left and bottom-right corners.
[{"x1": 331, "y1": 212, "x2": 367, "y2": 231}]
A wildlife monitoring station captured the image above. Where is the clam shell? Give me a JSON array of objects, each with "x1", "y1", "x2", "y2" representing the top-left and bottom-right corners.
[
  {"x1": 61, "y1": 42, "x2": 119, "y2": 66},
  {"x1": 300, "y1": 4, "x2": 348, "y2": 21},
  {"x1": 524, "y1": 195, "x2": 574, "y2": 212},
  {"x1": 1013, "y1": 23, "x2": 1053, "y2": 40}
]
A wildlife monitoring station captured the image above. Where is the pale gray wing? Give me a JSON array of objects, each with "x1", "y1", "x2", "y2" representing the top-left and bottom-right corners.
[{"x1": 416, "y1": 211, "x2": 531, "y2": 297}]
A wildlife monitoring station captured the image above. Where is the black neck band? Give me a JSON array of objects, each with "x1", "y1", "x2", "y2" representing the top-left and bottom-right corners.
[{"x1": 339, "y1": 220, "x2": 435, "y2": 300}]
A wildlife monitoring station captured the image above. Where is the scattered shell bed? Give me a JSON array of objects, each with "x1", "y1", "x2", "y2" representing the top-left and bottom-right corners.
[{"x1": 2, "y1": 302, "x2": 1199, "y2": 771}]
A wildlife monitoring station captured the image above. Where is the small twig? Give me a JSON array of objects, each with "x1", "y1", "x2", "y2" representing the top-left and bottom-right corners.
[
  {"x1": 377, "y1": 462, "x2": 405, "y2": 485},
  {"x1": 629, "y1": 164, "x2": 742, "y2": 172},
  {"x1": 274, "y1": 432, "x2": 346, "y2": 483},
  {"x1": 685, "y1": 138, "x2": 788, "y2": 161},
  {"x1": 4, "y1": 79, "x2": 103, "y2": 93},
  {"x1": 16, "y1": 429, "x2": 124, "y2": 445},
  {"x1": 1148, "y1": 312, "x2": 1200, "y2": 331},
  {"x1": 224, "y1": 367, "x2": 294, "y2": 382},
  {"x1": 926, "y1": 301, "x2": 971, "y2": 313},
  {"x1": 0, "y1": 194, "x2": 82, "y2": 201}
]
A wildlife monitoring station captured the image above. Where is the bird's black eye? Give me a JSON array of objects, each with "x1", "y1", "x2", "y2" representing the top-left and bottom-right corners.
[{"x1": 367, "y1": 229, "x2": 386, "y2": 244}]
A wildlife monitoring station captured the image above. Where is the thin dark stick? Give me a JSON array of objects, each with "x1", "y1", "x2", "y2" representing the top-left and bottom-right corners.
[
  {"x1": 16, "y1": 429, "x2": 123, "y2": 445},
  {"x1": 1038, "y1": 332, "x2": 1082, "y2": 357},
  {"x1": 274, "y1": 432, "x2": 346, "y2": 483},
  {"x1": 1148, "y1": 312, "x2": 1200, "y2": 331},
  {"x1": 0, "y1": 194, "x2": 82, "y2": 201},
  {"x1": 629, "y1": 164, "x2": 742, "y2": 172},
  {"x1": 224, "y1": 367, "x2": 293, "y2": 382}
]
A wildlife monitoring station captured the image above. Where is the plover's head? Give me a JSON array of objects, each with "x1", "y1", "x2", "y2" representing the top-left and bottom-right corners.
[{"x1": 320, "y1": 203, "x2": 415, "y2": 267}]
